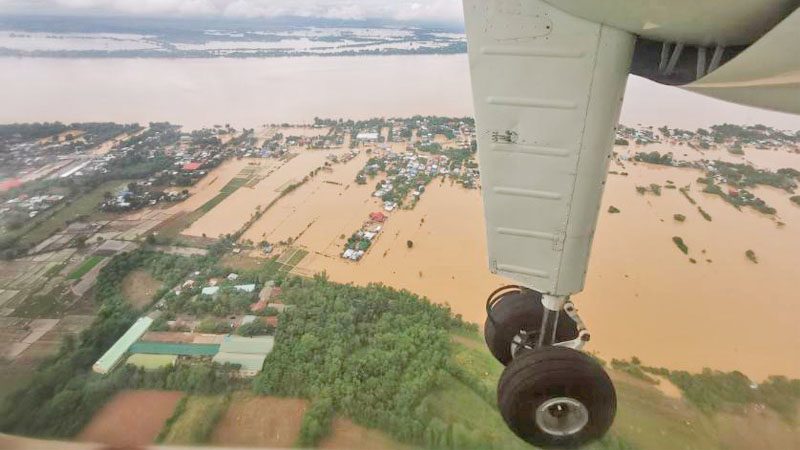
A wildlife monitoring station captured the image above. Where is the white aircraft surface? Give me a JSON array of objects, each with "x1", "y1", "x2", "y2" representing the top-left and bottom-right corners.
[{"x1": 463, "y1": 0, "x2": 800, "y2": 447}]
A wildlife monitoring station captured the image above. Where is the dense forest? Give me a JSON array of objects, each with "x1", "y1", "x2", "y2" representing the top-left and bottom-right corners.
[{"x1": 254, "y1": 274, "x2": 475, "y2": 446}]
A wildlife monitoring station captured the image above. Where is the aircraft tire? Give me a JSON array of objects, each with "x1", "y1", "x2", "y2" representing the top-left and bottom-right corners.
[
  {"x1": 497, "y1": 346, "x2": 616, "y2": 448},
  {"x1": 484, "y1": 288, "x2": 577, "y2": 365}
]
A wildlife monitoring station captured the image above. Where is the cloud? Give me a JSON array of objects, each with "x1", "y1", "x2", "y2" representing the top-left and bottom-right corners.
[{"x1": 0, "y1": 0, "x2": 464, "y2": 23}]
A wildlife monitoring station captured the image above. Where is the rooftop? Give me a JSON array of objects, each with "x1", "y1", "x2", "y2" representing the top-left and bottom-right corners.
[
  {"x1": 212, "y1": 352, "x2": 266, "y2": 373},
  {"x1": 218, "y1": 335, "x2": 274, "y2": 355},
  {"x1": 93, "y1": 316, "x2": 153, "y2": 374},
  {"x1": 129, "y1": 341, "x2": 220, "y2": 356}
]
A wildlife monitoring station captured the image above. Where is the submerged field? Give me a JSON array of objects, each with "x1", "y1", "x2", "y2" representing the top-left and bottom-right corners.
[{"x1": 228, "y1": 142, "x2": 799, "y2": 380}]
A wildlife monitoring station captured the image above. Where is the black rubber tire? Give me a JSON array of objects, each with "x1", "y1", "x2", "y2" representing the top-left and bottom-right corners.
[
  {"x1": 484, "y1": 288, "x2": 578, "y2": 365},
  {"x1": 497, "y1": 346, "x2": 616, "y2": 449}
]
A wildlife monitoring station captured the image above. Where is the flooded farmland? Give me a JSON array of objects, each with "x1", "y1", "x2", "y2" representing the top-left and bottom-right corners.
[
  {"x1": 183, "y1": 139, "x2": 800, "y2": 381},
  {"x1": 182, "y1": 146, "x2": 356, "y2": 238}
]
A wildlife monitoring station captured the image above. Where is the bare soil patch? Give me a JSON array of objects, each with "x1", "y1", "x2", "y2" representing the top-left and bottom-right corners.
[
  {"x1": 221, "y1": 254, "x2": 266, "y2": 271},
  {"x1": 78, "y1": 390, "x2": 183, "y2": 447},
  {"x1": 210, "y1": 393, "x2": 307, "y2": 448},
  {"x1": 121, "y1": 269, "x2": 162, "y2": 309},
  {"x1": 320, "y1": 417, "x2": 411, "y2": 450}
]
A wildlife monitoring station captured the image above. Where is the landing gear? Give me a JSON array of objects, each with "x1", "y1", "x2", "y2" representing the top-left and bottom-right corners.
[
  {"x1": 484, "y1": 286, "x2": 579, "y2": 365},
  {"x1": 498, "y1": 347, "x2": 616, "y2": 448},
  {"x1": 485, "y1": 286, "x2": 616, "y2": 448}
]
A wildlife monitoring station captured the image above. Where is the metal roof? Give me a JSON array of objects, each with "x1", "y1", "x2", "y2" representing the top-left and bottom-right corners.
[
  {"x1": 129, "y1": 341, "x2": 220, "y2": 356},
  {"x1": 212, "y1": 352, "x2": 267, "y2": 374},
  {"x1": 218, "y1": 335, "x2": 274, "y2": 355},
  {"x1": 93, "y1": 317, "x2": 153, "y2": 374},
  {"x1": 201, "y1": 286, "x2": 220, "y2": 296},
  {"x1": 234, "y1": 284, "x2": 256, "y2": 293}
]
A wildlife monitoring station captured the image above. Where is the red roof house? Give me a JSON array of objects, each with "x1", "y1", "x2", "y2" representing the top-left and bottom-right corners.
[
  {"x1": 0, "y1": 178, "x2": 23, "y2": 191},
  {"x1": 182, "y1": 162, "x2": 202, "y2": 171},
  {"x1": 369, "y1": 211, "x2": 387, "y2": 222}
]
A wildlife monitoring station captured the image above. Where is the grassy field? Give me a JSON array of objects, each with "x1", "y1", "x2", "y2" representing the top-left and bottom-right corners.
[
  {"x1": 66, "y1": 255, "x2": 105, "y2": 280},
  {"x1": 125, "y1": 354, "x2": 176, "y2": 371},
  {"x1": 431, "y1": 331, "x2": 735, "y2": 450},
  {"x1": 16, "y1": 180, "x2": 127, "y2": 248},
  {"x1": 198, "y1": 177, "x2": 250, "y2": 214},
  {"x1": 120, "y1": 269, "x2": 163, "y2": 309},
  {"x1": 286, "y1": 249, "x2": 309, "y2": 267},
  {"x1": 159, "y1": 395, "x2": 229, "y2": 445},
  {"x1": 0, "y1": 364, "x2": 34, "y2": 403},
  {"x1": 210, "y1": 393, "x2": 307, "y2": 448}
]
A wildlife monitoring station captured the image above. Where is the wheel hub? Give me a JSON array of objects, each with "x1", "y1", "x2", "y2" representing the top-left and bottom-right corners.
[{"x1": 534, "y1": 397, "x2": 589, "y2": 437}]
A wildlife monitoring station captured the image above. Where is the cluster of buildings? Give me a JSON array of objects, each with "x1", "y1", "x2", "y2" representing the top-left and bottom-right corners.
[
  {"x1": 616, "y1": 125, "x2": 661, "y2": 145},
  {"x1": 617, "y1": 123, "x2": 800, "y2": 154},
  {"x1": 94, "y1": 272, "x2": 289, "y2": 377},
  {"x1": 327, "y1": 149, "x2": 359, "y2": 164},
  {"x1": 1, "y1": 193, "x2": 64, "y2": 221},
  {"x1": 341, "y1": 212, "x2": 386, "y2": 261},
  {"x1": 92, "y1": 316, "x2": 277, "y2": 377},
  {"x1": 100, "y1": 183, "x2": 189, "y2": 212},
  {"x1": 363, "y1": 150, "x2": 448, "y2": 209}
]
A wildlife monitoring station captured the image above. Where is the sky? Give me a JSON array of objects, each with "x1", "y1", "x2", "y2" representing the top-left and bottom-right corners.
[{"x1": 0, "y1": 0, "x2": 464, "y2": 23}]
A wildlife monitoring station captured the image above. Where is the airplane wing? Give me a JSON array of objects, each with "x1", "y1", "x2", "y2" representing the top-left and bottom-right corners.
[
  {"x1": 463, "y1": 0, "x2": 634, "y2": 296},
  {"x1": 464, "y1": 0, "x2": 800, "y2": 297}
]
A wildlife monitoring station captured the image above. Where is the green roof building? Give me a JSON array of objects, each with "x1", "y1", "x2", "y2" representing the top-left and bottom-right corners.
[
  {"x1": 129, "y1": 341, "x2": 220, "y2": 356},
  {"x1": 92, "y1": 317, "x2": 153, "y2": 374}
]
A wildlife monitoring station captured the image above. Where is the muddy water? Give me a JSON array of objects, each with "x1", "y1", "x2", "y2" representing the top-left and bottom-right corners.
[
  {"x1": 280, "y1": 147, "x2": 800, "y2": 380},
  {"x1": 3, "y1": 56, "x2": 800, "y2": 131},
  {"x1": 298, "y1": 179, "x2": 508, "y2": 322},
  {"x1": 166, "y1": 158, "x2": 253, "y2": 214},
  {"x1": 622, "y1": 141, "x2": 800, "y2": 171},
  {"x1": 241, "y1": 152, "x2": 378, "y2": 249},
  {"x1": 183, "y1": 147, "x2": 354, "y2": 238},
  {"x1": 579, "y1": 155, "x2": 800, "y2": 380}
]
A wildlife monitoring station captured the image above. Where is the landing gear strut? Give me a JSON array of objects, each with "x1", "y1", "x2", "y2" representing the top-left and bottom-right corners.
[{"x1": 485, "y1": 286, "x2": 616, "y2": 448}]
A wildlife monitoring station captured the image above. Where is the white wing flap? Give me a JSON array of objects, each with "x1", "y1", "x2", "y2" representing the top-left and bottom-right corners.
[{"x1": 464, "y1": 0, "x2": 634, "y2": 295}]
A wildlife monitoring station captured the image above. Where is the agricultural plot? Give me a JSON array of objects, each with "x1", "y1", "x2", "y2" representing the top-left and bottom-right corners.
[
  {"x1": 159, "y1": 395, "x2": 230, "y2": 445},
  {"x1": 210, "y1": 393, "x2": 308, "y2": 448},
  {"x1": 2, "y1": 315, "x2": 93, "y2": 363},
  {"x1": 78, "y1": 390, "x2": 184, "y2": 447},
  {"x1": 125, "y1": 354, "x2": 176, "y2": 370},
  {"x1": 157, "y1": 166, "x2": 263, "y2": 240},
  {"x1": 121, "y1": 269, "x2": 163, "y2": 309},
  {"x1": 258, "y1": 247, "x2": 309, "y2": 279},
  {"x1": 12, "y1": 180, "x2": 126, "y2": 250},
  {"x1": 0, "y1": 249, "x2": 76, "y2": 316},
  {"x1": 320, "y1": 417, "x2": 412, "y2": 450},
  {"x1": 66, "y1": 255, "x2": 105, "y2": 280}
]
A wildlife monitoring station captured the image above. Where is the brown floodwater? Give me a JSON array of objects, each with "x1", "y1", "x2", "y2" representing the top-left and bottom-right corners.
[
  {"x1": 240, "y1": 152, "x2": 377, "y2": 249},
  {"x1": 2, "y1": 56, "x2": 799, "y2": 130},
  {"x1": 3, "y1": 53, "x2": 799, "y2": 379},
  {"x1": 238, "y1": 142, "x2": 800, "y2": 380},
  {"x1": 183, "y1": 147, "x2": 355, "y2": 238}
]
